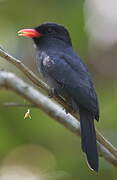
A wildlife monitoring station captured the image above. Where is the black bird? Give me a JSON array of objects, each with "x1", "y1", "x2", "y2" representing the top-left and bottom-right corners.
[{"x1": 18, "y1": 22, "x2": 99, "y2": 172}]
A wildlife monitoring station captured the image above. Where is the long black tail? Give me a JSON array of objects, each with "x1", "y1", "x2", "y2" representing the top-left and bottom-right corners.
[{"x1": 79, "y1": 107, "x2": 99, "y2": 172}]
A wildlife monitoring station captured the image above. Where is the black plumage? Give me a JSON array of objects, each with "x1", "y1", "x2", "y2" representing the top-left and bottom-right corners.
[{"x1": 19, "y1": 22, "x2": 99, "y2": 172}]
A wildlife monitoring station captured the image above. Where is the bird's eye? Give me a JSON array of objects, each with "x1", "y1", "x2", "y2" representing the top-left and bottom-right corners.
[
  {"x1": 47, "y1": 27, "x2": 56, "y2": 34},
  {"x1": 47, "y1": 27, "x2": 52, "y2": 33}
]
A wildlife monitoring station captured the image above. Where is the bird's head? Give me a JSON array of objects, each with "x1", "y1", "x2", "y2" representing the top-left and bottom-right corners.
[{"x1": 18, "y1": 22, "x2": 72, "y2": 46}]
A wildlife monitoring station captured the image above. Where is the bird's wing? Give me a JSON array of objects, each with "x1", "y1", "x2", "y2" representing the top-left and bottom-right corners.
[{"x1": 42, "y1": 51, "x2": 99, "y2": 116}]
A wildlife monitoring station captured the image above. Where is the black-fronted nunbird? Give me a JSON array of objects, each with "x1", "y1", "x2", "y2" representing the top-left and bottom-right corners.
[{"x1": 18, "y1": 22, "x2": 99, "y2": 172}]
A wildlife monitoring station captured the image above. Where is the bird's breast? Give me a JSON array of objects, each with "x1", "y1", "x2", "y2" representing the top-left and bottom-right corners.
[
  {"x1": 42, "y1": 55, "x2": 55, "y2": 68},
  {"x1": 36, "y1": 51, "x2": 58, "y2": 88}
]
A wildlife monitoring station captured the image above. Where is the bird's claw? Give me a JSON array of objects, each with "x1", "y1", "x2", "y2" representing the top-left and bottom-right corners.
[{"x1": 48, "y1": 88, "x2": 58, "y2": 98}]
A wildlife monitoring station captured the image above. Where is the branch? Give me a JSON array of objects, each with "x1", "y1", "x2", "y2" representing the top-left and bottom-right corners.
[
  {"x1": 0, "y1": 47, "x2": 117, "y2": 167},
  {"x1": 0, "y1": 46, "x2": 68, "y2": 111},
  {"x1": 1, "y1": 102, "x2": 37, "y2": 108},
  {"x1": 0, "y1": 71, "x2": 117, "y2": 168}
]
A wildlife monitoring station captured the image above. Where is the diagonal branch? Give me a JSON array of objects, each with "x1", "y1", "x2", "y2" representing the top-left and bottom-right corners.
[
  {"x1": 0, "y1": 71, "x2": 117, "y2": 167},
  {"x1": 0, "y1": 47, "x2": 117, "y2": 167}
]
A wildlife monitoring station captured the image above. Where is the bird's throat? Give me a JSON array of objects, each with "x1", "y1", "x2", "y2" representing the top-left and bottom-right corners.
[{"x1": 33, "y1": 36, "x2": 71, "y2": 51}]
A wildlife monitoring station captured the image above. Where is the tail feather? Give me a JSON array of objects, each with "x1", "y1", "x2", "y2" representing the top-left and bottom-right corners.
[{"x1": 80, "y1": 107, "x2": 99, "y2": 172}]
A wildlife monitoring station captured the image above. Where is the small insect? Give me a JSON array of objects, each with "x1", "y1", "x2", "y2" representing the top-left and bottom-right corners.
[{"x1": 24, "y1": 109, "x2": 32, "y2": 119}]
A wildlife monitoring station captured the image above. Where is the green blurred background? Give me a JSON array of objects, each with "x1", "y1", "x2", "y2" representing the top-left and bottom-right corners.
[{"x1": 0, "y1": 0, "x2": 117, "y2": 179}]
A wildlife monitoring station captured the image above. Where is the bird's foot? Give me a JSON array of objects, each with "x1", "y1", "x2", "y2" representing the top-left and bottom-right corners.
[
  {"x1": 48, "y1": 87, "x2": 61, "y2": 98},
  {"x1": 64, "y1": 105, "x2": 72, "y2": 114},
  {"x1": 48, "y1": 88, "x2": 56, "y2": 98},
  {"x1": 63, "y1": 98, "x2": 79, "y2": 114}
]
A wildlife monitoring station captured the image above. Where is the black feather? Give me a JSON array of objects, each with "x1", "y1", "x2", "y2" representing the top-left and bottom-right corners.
[
  {"x1": 28, "y1": 22, "x2": 100, "y2": 171},
  {"x1": 80, "y1": 107, "x2": 99, "y2": 172}
]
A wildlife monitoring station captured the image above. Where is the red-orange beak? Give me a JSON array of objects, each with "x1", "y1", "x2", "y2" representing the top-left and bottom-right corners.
[{"x1": 17, "y1": 29, "x2": 42, "y2": 38}]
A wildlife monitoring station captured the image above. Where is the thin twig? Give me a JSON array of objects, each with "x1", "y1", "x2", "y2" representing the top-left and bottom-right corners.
[
  {"x1": 0, "y1": 47, "x2": 117, "y2": 165},
  {"x1": 1, "y1": 102, "x2": 37, "y2": 108},
  {"x1": 0, "y1": 71, "x2": 117, "y2": 167}
]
